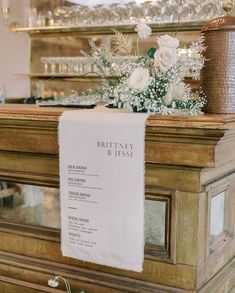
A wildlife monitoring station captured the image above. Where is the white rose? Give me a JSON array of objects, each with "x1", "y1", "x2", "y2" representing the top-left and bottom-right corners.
[
  {"x1": 163, "y1": 82, "x2": 187, "y2": 106},
  {"x1": 154, "y1": 48, "x2": 178, "y2": 72},
  {"x1": 48, "y1": 278, "x2": 59, "y2": 288},
  {"x1": 135, "y1": 23, "x2": 152, "y2": 40},
  {"x1": 157, "y1": 34, "x2": 179, "y2": 49},
  {"x1": 128, "y1": 67, "x2": 151, "y2": 91}
]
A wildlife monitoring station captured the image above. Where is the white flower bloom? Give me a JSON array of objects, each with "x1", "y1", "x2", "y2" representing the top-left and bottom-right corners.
[
  {"x1": 179, "y1": 65, "x2": 189, "y2": 79},
  {"x1": 163, "y1": 91, "x2": 173, "y2": 106},
  {"x1": 48, "y1": 278, "x2": 59, "y2": 288},
  {"x1": 172, "y1": 82, "x2": 187, "y2": 100},
  {"x1": 157, "y1": 34, "x2": 179, "y2": 49},
  {"x1": 164, "y1": 82, "x2": 188, "y2": 106},
  {"x1": 135, "y1": 23, "x2": 152, "y2": 40},
  {"x1": 128, "y1": 67, "x2": 151, "y2": 91},
  {"x1": 154, "y1": 48, "x2": 178, "y2": 72},
  {"x1": 172, "y1": 108, "x2": 186, "y2": 115}
]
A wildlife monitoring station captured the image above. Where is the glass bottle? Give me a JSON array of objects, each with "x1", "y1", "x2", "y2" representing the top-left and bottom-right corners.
[
  {"x1": 35, "y1": 80, "x2": 45, "y2": 100},
  {"x1": 0, "y1": 84, "x2": 6, "y2": 104}
]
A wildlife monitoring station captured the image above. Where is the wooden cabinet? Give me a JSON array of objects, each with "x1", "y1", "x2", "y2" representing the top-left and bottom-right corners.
[{"x1": 0, "y1": 104, "x2": 235, "y2": 292}]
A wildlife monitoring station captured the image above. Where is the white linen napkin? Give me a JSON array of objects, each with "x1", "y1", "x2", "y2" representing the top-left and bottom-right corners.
[{"x1": 59, "y1": 109, "x2": 148, "y2": 272}]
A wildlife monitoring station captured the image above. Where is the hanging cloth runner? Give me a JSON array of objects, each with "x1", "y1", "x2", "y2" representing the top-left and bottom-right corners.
[{"x1": 59, "y1": 109, "x2": 148, "y2": 272}]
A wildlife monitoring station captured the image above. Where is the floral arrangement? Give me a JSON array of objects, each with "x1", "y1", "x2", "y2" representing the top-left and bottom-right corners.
[{"x1": 87, "y1": 23, "x2": 206, "y2": 115}]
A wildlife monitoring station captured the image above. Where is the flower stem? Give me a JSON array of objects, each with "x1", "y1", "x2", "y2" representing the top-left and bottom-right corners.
[
  {"x1": 137, "y1": 36, "x2": 140, "y2": 57},
  {"x1": 172, "y1": 0, "x2": 185, "y2": 37},
  {"x1": 58, "y1": 276, "x2": 72, "y2": 293}
]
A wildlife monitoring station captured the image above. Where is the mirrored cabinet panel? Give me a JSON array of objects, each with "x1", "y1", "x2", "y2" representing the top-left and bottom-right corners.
[
  {"x1": 210, "y1": 191, "x2": 226, "y2": 242},
  {"x1": 0, "y1": 182, "x2": 60, "y2": 228},
  {"x1": 0, "y1": 181, "x2": 172, "y2": 259},
  {"x1": 145, "y1": 199, "x2": 166, "y2": 247}
]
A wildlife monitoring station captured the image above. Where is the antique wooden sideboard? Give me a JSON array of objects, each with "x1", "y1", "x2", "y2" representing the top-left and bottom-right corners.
[{"x1": 0, "y1": 104, "x2": 235, "y2": 292}]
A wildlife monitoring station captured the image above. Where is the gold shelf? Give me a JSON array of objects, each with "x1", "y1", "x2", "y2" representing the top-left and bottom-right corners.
[
  {"x1": 11, "y1": 21, "x2": 205, "y2": 35},
  {"x1": 16, "y1": 73, "x2": 102, "y2": 78},
  {"x1": 15, "y1": 73, "x2": 104, "y2": 82},
  {"x1": 15, "y1": 74, "x2": 200, "y2": 86}
]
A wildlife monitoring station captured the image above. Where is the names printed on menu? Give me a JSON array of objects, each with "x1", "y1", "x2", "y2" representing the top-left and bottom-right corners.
[{"x1": 68, "y1": 215, "x2": 98, "y2": 248}]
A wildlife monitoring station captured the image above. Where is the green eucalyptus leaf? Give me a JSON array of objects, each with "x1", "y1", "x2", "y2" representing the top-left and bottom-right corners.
[{"x1": 147, "y1": 47, "x2": 157, "y2": 59}]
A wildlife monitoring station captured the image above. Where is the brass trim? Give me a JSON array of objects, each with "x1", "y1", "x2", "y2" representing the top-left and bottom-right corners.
[{"x1": 11, "y1": 21, "x2": 205, "y2": 35}]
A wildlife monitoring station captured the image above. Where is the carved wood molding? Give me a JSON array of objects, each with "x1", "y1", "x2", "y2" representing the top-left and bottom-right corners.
[
  {"x1": 0, "y1": 251, "x2": 193, "y2": 293},
  {"x1": 1, "y1": 105, "x2": 235, "y2": 127},
  {"x1": 0, "y1": 275, "x2": 60, "y2": 293},
  {"x1": 0, "y1": 220, "x2": 60, "y2": 242},
  {"x1": 1, "y1": 105, "x2": 235, "y2": 170}
]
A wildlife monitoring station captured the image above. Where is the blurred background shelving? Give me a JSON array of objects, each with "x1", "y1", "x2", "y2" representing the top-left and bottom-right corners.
[{"x1": 10, "y1": 0, "x2": 227, "y2": 100}]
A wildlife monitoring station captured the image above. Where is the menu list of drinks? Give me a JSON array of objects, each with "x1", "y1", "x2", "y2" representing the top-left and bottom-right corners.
[{"x1": 59, "y1": 110, "x2": 148, "y2": 272}]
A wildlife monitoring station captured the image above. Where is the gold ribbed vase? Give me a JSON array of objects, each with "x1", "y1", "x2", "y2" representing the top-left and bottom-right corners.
[{"x1": 202, "y1": 15, "x2": 235, "y2": 113}]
